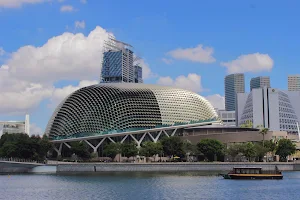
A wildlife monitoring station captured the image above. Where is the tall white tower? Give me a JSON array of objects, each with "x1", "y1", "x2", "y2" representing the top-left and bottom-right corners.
[{"x1": 25, "y1": 114, "x2": 30, "y2": 135}]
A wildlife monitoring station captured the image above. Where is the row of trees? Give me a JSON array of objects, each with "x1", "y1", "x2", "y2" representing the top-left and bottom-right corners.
[
  {"x1": 228, "y1": 139, "x2": 297, "y2": 162},
  {"x1": 0, "y1": 133, "x2": 52, "y2": 161},
  {"x1": 101, "y1": 137, "x2": 225, "y2": 162},
  {"x1": 0, "y1": 133, "x2": 296, "y2": 162},
  {"x1": 101, "y1": 137, "x2": 297, "y2": 162}
]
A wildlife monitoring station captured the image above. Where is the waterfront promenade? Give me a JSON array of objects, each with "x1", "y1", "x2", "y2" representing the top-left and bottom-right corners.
[
  {"x1": 2, "y1": 160, "x2": 300, "y2": 173},
  {"x1": 56, "y1": 162, "x2": 296, "y2": 173}
]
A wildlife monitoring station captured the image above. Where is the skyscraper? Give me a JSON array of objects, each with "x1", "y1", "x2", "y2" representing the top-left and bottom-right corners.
[
  {"x1": 225, "y1": 73, "x2": 245, "y2": 111},
  {"x1": 101, "y1": 37, "x2": 143, "y2": 83},
  {"x1": 250, "y1": 76, "x2": 270, "y2": 91},
  {"x1": 288, "y1": 75, "x2": 300, "y2": 91},
  {"x1": 134, "y1": 65, "x2": 143, "y2": 83}
]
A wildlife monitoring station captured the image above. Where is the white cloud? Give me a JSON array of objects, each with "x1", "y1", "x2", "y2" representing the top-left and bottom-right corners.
[
  {"x1": 0, "y1": 25, "x2": 155, "y2": 115},
  {"x1": 167, "y1": 44, "x2": 216, "y2": 63},
  {"x1": 30, "y1": 123, "x2": 43, "y2": 136},
  {"x1": 60, "y1": 5, "x2": 75, "y2": 12},
  {"x1": 49, "y1": 80, "x2": 98, "y2": 108},
  {"x1": 0, "y1": 47, "x2": 4, "y2": 56},
  {"x1": 162, "y1": 58, "x2": 173, "y2": 65},
  {"x1": 205, "y1": 94, "x2": 225, "y2": 109},
  {"x1": 221, "y1": 53, "x2": 274, "y2": 74},
  {"x1": 136, "y1": 59, "x2": 156, "y2": 80},
  {"x1": 0, "y1": 82, "x2": 53, "y2": 114},
  {"x1": 80, "y1": 0, "x2": 87, "y2": 3},
  {"x1": 0, "y1": 26, "x2": 110, "y2": 114},
  {"x1": 75, "y1": 20, "x2": 85, "y2": 29},
  {"x1": 2, "y1": 26, "x2": 110, "y2": 83},
  {"x1": 0, "y1": 0, "x2": 46, "y2": 8},
  {"x1": 157, "y1": 73, "x2": 203, "y2": 93}
]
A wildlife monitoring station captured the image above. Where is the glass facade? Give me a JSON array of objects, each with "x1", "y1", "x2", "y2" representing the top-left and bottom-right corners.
[
  {"x1": 101, "y1": 49, "x2": 140, "y2": 83},
  {"x1": 225, "y1": 73, "x2": 245, "y2": 111},
  {"x1": 134, "y1": 65, "x2": 143, "y2": 83},
  {"x1": 250, "y1": 76, "x2": 270, "y2": 91}
]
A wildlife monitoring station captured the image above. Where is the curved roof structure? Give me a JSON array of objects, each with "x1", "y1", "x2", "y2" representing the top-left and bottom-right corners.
[{"x1": 46, "y1": 83, "x2": 218, "y2": 140}]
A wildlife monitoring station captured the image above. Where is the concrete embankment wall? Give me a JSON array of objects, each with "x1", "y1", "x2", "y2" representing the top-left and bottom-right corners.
[
  {"x1": 57, "y1": 162, "x2": 296, "y2": 173},
  {"x1": 0, "y1": 161, "x2": 41, "y2": 173}
]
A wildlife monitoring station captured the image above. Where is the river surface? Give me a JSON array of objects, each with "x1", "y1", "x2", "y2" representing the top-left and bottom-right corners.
[{"x1": 1, "y1": 171, "x2": 300, "y2": 200}]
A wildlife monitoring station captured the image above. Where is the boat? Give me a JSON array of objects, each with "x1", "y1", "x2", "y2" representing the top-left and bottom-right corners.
[{"x1": 222, "y1": 166, "x2": 283, "y2": 180}]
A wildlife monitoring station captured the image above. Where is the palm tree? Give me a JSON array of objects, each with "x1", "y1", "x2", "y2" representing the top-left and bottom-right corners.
[{"x1": 257, "y1": 125, "x2": 269, "y2": 147}]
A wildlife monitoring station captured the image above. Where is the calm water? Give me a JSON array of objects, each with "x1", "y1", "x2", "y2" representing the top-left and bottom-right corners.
[{"x1": 1, "y1": 172, "x2": 300, "y2": 200}]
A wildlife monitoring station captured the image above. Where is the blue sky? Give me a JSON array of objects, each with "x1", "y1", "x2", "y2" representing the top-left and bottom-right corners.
[{"x1": 0, "y1": 0, "x2": 299, "y2": 134}]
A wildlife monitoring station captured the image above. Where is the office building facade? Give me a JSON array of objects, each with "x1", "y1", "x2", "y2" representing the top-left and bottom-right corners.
[
  {"x1": 0, "y1": 114, "x2": 30, "y2": 135},
  {"x1": 288, "y1": 75, "x2": 300, "y2": 91},
  {"x1": 101, "y1": 49, "x2": 136, "y2": 83},
  {"x1": 225, "y1": 73, "x2": 245, "y2": 111},
  {"x1": 236, "y1": 87, "x2": 300, "y2": 134},
  {"x1": 101, "y1": 37, "x2": 143, "y2": 83},
  {"x1": 134, "y1": 65, "x2": 143, "y2": 83},
  {"x1": 216, "y1": 109, "x2": 236, "y2": 126},
  {"x1": 250, "y1": 76, "x2": 270, "y2": 91}
]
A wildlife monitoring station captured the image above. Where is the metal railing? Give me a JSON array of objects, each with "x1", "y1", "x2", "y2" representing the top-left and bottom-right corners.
[{"x1": 0, "y1": 157, "x2": 45, "y2": 164}]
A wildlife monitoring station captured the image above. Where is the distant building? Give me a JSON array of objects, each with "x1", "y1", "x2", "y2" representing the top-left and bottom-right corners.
[
  {"x1": 288, "y1": 75, "x2": 300, "y2": 91},
  {"x1": 101, "y1": 37, "x2": 142, "y2": 83},
  {"x1": 216, "y1": 109, "x2": 236, "y2": 126},
  {"x1": 250, "y1": 76, "x2": 270, "y2": 91},
  {"x1": 236, "y1": 87, "x2": 300, "y2": 134},
  {"x1": 134, "y1": 65, "x2": 143, "y2": 83},
  {"x1": 225, "y1": 73, "x2": 245, "y2": 111},
  {"x1": 0, "y1": 114, "x2": 30, "y2": 135}
]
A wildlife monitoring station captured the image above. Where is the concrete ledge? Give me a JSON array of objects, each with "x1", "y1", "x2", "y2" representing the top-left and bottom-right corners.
[{"x1": 57, "y1": 162, "x2": 296, "y2": 173}]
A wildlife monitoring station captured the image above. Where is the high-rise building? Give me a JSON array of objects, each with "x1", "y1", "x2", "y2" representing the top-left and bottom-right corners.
[
  {"x1": 250, "y1": 76, "x2": 270, "y2": 91},
  {"x1": 0, "y1": 114, "x2": 30, "y2": 135},
  {"x1": 225, "y1": 73, "x2": 245, "y2": 111},
  {"x1": 236, "y1": 87, "x2": 300, "y2": 133},
  {"x1": 101, "y1": 37, "x2": 142, "y2": 83},
  {"x1": 134, "y1": 65, "x2": 143, "y2": 83},
  {"x1": 288, "y1": 75, "x2": 300, "y2": 91}
]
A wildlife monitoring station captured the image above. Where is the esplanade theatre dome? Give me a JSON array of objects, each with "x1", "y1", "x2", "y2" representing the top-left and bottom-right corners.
[{"x1": 46, "y1": 83, "x2": 218, "y2": 140}]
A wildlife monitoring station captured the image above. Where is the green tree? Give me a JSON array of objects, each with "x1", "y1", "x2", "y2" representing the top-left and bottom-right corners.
[
  {"x1": 254, "y1": 143, "x2": 268, "y2": 162},
  {"x1": 240, "y1": 120, "x2": 253, "y2": 128},
  {"x1": 197, "y1": 139, "x2": 224, "y2": 162},
  {"x1": 264, "y1": 140, "x2": 277, "y2": 152},
  {"x1": 183, "y1": 140, "x2": 197, "y2": 161},
  {"x1": 257, "y1": 125, "x2": 269, "y2": 147},
  {"x1": 226, "y1": 143, "x2": 243, "y2": 161},
  {"x1": 70, "y1": 141, "x2": 91, "y2": 159},
  {"x1": 139, "y1": 141, "x2": 163, "y2": 161},
  {"x1": 0, "y1": 142, "x2": 19, "y2": 158},
  {"x1": 0, "y1": 133, "x2": 51, "y2": 161},
  {"x1": 121, "y1": 142, "x2": 138, "y2": 160},
  {"x1": 39, "y1": 135, "x2": 52, "y2": 160},
  {"x1": 103, "y1": 142, "x2": 122, "y2": 160},
  {"x1": 264, "y1": 140, "x2": 277, "y2": 161},
  {"x1": 275, "y1": 139, "x2": 296, "y2": 162},
  {"x1": 161, "y1": 136, "x2": 184, "y2": 158},
  {"x1": 241, "y1": 142, "x2": 256, "y2": 161}
]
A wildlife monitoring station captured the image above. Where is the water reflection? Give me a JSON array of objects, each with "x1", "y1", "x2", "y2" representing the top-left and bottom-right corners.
[{"x1": 1, "y1": 172, "x2": 299, "y2": 200}]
